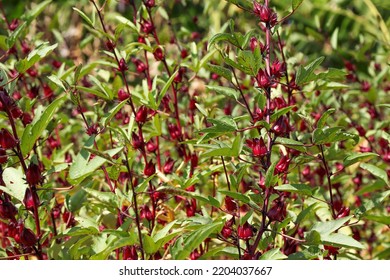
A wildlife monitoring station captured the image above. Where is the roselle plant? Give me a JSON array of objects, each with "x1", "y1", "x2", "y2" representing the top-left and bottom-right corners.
[{"x1": 0, "y1": 0, "x2": 389, "y2": 260}]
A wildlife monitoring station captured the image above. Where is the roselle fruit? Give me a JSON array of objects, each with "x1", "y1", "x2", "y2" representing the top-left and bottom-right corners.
[
  {"x1": 267, "y1": 200, "x2": 287, "y2": 222},
  {"x1": 135, "y1": 106, "x2": 148, "y2": 123},
  {"x1": 118, "y1": 88, "x2": 130, "y2": 101},
  {"x1": 25, "y1": 163, "x2": 42, "y2": 186},
  {"x1": 144, "y1": 160, "x2": 156, "y2": 177},
  {"x1": 0, "y1": 199, "x2": 17, "y2": 220},
  {"x1": 23, "y1": 188, "x2": 40, "y2": 212},
  {"x1": 140, "y1": 205, "x2": 153, "y2": 221},
  {"x1": 146, "y1": 139, "x2": 157, "y2": 153},
  {"x1": 224, "y1": 196, "x2": 238, "y2": 213},
  {"x1": 163, "y1": 157, "x2": 175, "y2": 174},
  {"x1": 237, "y1": 222, "x2": 253, "y2": 240},
  {"x1": 19, "y1": 227, "x2": 37, "y2": 247},
  {"x1": 153, "y1": 47, "x2": 164, "y2": 61},
  {"x1": 132, "y1": 132, "x2": 144, "y2": 150},
  {"x1": 123, "y1": 245, "x2": 138, "y2": 260},
  {"x1": 253, "y1": 2, "x2": 277, "y2": 26},
  {"x1": 246, "y1": 138, "x2": 267, "y2": 157},
  {"x1": 0, "y1": 129, "x2": 18, "y2": 150}
]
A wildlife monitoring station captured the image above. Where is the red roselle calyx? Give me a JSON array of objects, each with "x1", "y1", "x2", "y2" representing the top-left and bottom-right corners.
[
  {"x1": 267, "y1": 200, "x2": 287, "y2": 222},
  {"x1": 237, "y1": 221, "x2": 253, "y2": 240},
  {"x1": 144, "y1": 160, "x2": 156, "y2": 177},
  {"x1": 168, "y1": 123, "x2": 182, "y2": 140},
  {"x1": 25, "y1": 163, "x2": 42, "y2": 186},
  {"x1": 246, "y1": 138, "x2": 267, "y2": 157},
  {"x1": 19, "y1": 227, "x2": 37, "y2": 247},
  {"x1": 23, "y1": 188, "x2": 40, "y2": 212},
  {"x1": 132, "y1": 132, "x2": 144, "y2": 150},
  {"x1": 253, "y1": 1, "x2": 278, "y2": 27},
  {"x1": 153, "y1": 47, "x2": 164, "y2": 61},
  {"x1": 118, "y1": 58, "x2": 128, "y2": 72},
  {"x1": 118, "y1": 88, "x2": 130, "y2": 101},
  {"x1": 275, "y1": 155, "x2": 291, "y2": 174},
  {"x1": 123, "y1": 246, "x2": 138, "y2": 260},
  {"x1": 224, "y1": 196, "x2": 238, "y2": 213},
  {"x1": 140, "y1": 205, "x2": 154, "y2": 221},
  {"x1": 135, "y1": 106, "x2": 148, "y2": 123},
  {"x1": 132, "y1": 58, "x2": 147, "y2": 73},
  {"x1": 0, "y1": 199, "x2": 17, "y2": 220},
  {"x1": 146, "y1": 139, "x2": 157, "y2": 153},
  {"x1": 145, "y1": 0, "x2": 156, "y2": 8},
  {"x1": 0, "y1": 129, "x2": 18, "y2": 150},
  {"x1": 163, "y1": 157, "x2": 175, "y2": 174}
]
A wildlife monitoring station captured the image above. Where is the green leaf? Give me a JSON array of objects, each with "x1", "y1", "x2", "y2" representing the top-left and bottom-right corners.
[
  {"x1": 21, "y1": 95, "x2": 66, "y2": 156},
  {"x1": 343, "y1": 152, "x2": 379, "y2": 168},
  {"x1": 311, "y1": 216, "x2": 352, "y2": 235},
  {"x1": 296, "y1": 56, "x2": 325, "y2": 86},
  {"x1": 260, "y1": 248, "x2": 287, "y2": 260},
  {"x1": 157, "y1": 70, "x2": 178, "y2": 106},
  {"x1": 322, "y1": 233, "x2": 364, "y2": 249},
  {"x1": 206, "y1": 64, "x2": 232, "y2": 81},
  {"x1": 205, "y1": 85, "x2": 239, "y2": 101},
  {"x1": 265, "y1": 161, "x2": 277, "y2": 187},
  {"x1": 143, "y1": 234, "x2": 159, "y2": 255},
  {"x1": 73, "y1": 7, "x2": 94, "y2": 28},
  {"x1": 360, "y1": 163, "x2": 389, "y2": 186},
  {"x1": 236, "y1": 50, "x2": 263, "y2": 76},
  {"x1": 68, "y1": 136, "x2": 123, "y2": 184},
  {"x1": 101, "y1": 100, "x2": 128, "y2": 127},
  {"x1": 83, "y1": 188, "x2": 117, "y2": 207},
  {"x1": 201, "y1": 135, "x2": 242, "y2": 157},
  {"x1": 0, "y1": 167, "x2": 28, "y2": 202},
  {"x1": 296, "y1": 203, "x2": 319, "y2": 224},
  {"x1": 15, "y1": 42, "x2": 58, "y2": 74},
  {"x1": 91, "y1": 234, "x2": 137, "y2": 260},
  {"x1": 270, "y1": 106, "x2": 295, "y2": 122},
  {"x1": 275, "y1": 137, "x2": 306, "y2": 152},
  {"x1": 219, "y1": 190, "x2": 250, "y2": 204},
  {"x1": 317, "y1": 108, "x2": 335, "y2": 129},
  {"x1": 274, "y1": 184, "x2": 313, "y2": 196},
  {"x1": 173, "y1": 221, "x2": 223, "y2": 259},
  {"x1": 313, "y1": 127, "x2": 359, "y2": 145},
  {"x1": 47, "y1": 75, "x2": 66, "y2": 91},
  {"x1": 199, "y1": 116, "x2": 237, "y2": 134},
  {"x1": 208, "y1": 33, "x2": 240, "y2": 48},
  {"x1": 6, "y1": 22, "x2": 27, "y2": 49},
  {"x1": 292, "y1": 0, "x2": 304, "y2": 10},
  {"x1": 364, "y1": 214, "x2": 390, "y2": 225},
  {"x1": 24, "y1": 0, "x2": 52, "y2": 24}
]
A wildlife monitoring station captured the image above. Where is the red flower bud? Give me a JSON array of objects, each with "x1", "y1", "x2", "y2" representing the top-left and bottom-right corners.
[
  {"x1": 141, "y1": 20, "x2": 154, "y2": 34},
  {"x1": 267, "y1": 200, "x2": 286, "y2": 222},
  {"x1": 153, "y1": 46, "x2": 164, "y2": 61},
  {"x1": 146, "y1": 139, "x2": 157, "y2": 153},
  {"x1": 19, "y1": 227, "x2": 37, "y2": 247},
  {"x1": 250, "y1": 37, "x2": 259, "y2": 52},
  {"x1": 0, "y1": 129, "x2": 18, "y2": 150},
  {"x1": 275, "y1": 155, "x2": 291, "y2": 174},
  {"x1": 9, "y1": 19, "x2": 19, "y2": 31},
  {"x1": 23, "y1": 188, "x2": 40, "y2": 211},
  {"x1": 105, "y1": 40, "x2": 115, "y2": 51},
  {"x1": 144, "y1": 160, "x2": 156, "y2": 177},
  {"x1": 190, "y1": 249, "x2": 200, "y2": 260},
  {"x1": 0, "y1": 199, "x2": 17, "y2": 220},
  {"x1": 253, "y1": 2, "x2": 278, "y2": 26},
  {"x1": 140, "y1": 205, "x2": 154, "y2": 221},
  {"x1": 144, "y1": 0, "x2": 155, "y2": 8},
  {"x1": 131, "y1": 58, "x2": 147, "y2": 73},
  {"x1": 118, "y1": 88, "x2": 130, "y2": 101},
  {"x1": 256, "y1": 69, "x2": 271, "y2": 89},
  {"x1": 21, "y1": 113, "x2": 33, "y2": 126},
  {"x1": 118, "y1": 58, "x2": 128, "y2": 72},
  {"x1": 185, "y1": 198, "x2": 197, "y2": 217},
  {"x1": 25, "y1": 163, "x2": 42, "y2": 186},
  {"x1": 181, "y1": 49, "x2": 188, "y2": 58},
  {"x1": 131, "y1": 132, "x2": 144, "y2": 150},
  {"x1": 123, "y1": 246, "x2": 138, "y2": 260},
  {"x1": 10, "y1": 106, "x2": 23, "y2": 119},
  {"x1": 237, "y1": 222, "x2": 253, "y2": 240},
  {"x1": 168, "y1": 123, "x2": 182, "y2": 140},
  {"x1": 271, "y1": 60, "x2": 286, "y2": 78},
  {"x1": 163, "y1": 157, "x2": 175, "y2": 174},
  {"x1": 246, "y1": 138, "x2": 267, "y2": 157},
  {"x1": 135, "y1": 106, "x2": 148, "y2": 123},
  {"x1": 336, "y1": 207, "x2": 350, "y2": 219},
  {"x1": 224, "y1": 196, "x2": 238, "y2": 213}
]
